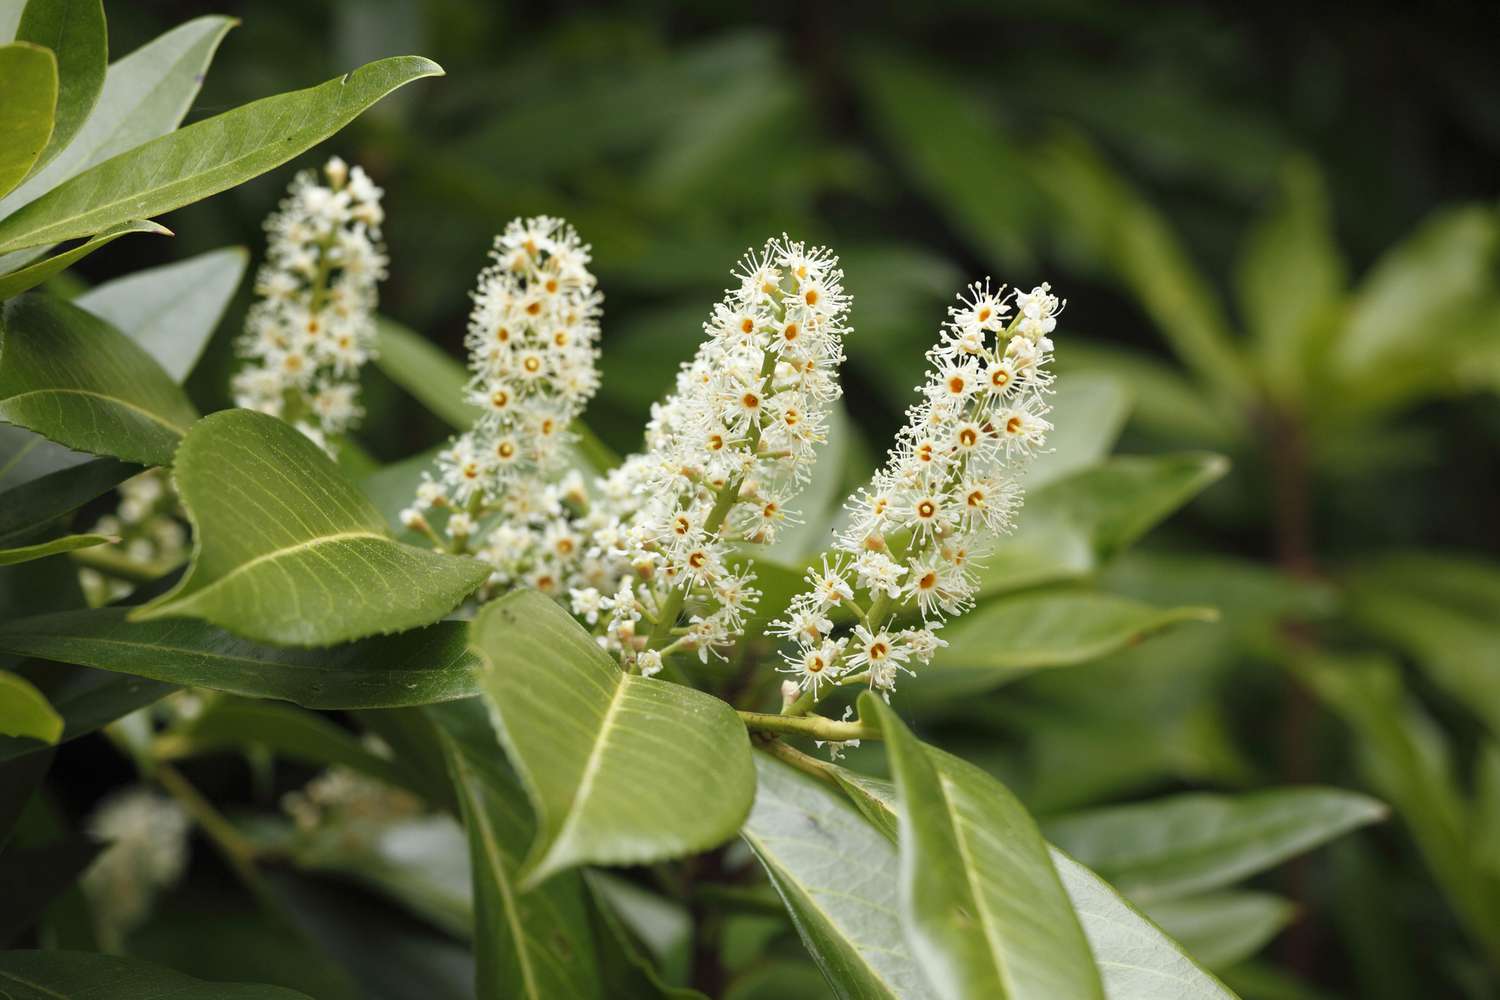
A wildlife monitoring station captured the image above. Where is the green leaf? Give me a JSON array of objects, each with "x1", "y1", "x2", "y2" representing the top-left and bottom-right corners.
[
  {"x1": 0, "y1": 433, "x2": 136, "y2": 547},
  {"x1": 0, "y1": 608, "x2": 481, "y2": 708},
  {"x1": 1142, "y1": 891, "x2": 1295, "y2": 969},
  {"x1": 915, "y1": 591, "x2": 1217, "y2": 697},
  {"x1": 375, "y1": 316, "x2": 482, "y2": 430},
  {"x1": 431, "y1": 699, "x2": 604, "y2": 999},
  {"x1": 0, "y1": 55, "x2": 444, "y2": 254},
  {"x1": 0, "y1": 219, "x2": 169, "y2": 300},
  {"x1": 978, "y1": 453, "x2": 1228, "y2": 596},
  {"x1": 1024, "y1": 373, "x2": 1132, "y2": 490},
  {"x1": 0, "y1": 950, "x2": 317, "y2": 999},
  {"x1": 741, "y1": 752, "x2": 936, "y2": 999},
  {"x1": 0, "y1": 16, "x2": 234, "y2": 228},
  {"x1": 1233, "y1": 157, "x2": 1344, "y2": 398},
  {"x1": 0, "y1": 669, "x2": 61, "y2": 743},
  {"x1": 0, "y1": 833, "x2": 100, "y2": 946},
  {"x1": 360, "y1": 444, "x2": 444, "y2": 537},
  {"x1": 863, "y1": 693, "x2": 1104, "y2": 999},
  {"x1": 157, "y1": 697, "x2": 430, "y2": 798},
  {"x1": 0, "y1": 661, "x2": 172, "y2": 762},
  {"x1": 13, "y1": 0, "x2": 105, "y2": 173},
  {"x1": 132, "y1": 409, "x2": 488, "y2": 646},
  {"x1": 1043, "y1": 788, "x2": 1385, "y2": 903},
  {"x1": 1060, "y1": 341, "x2": 1244, "y2": 450},
  {"x1": 0, "y1": 530, "x2": 110, "y2": 564},
  {"x1": 471, "y1": 589, "x2": 755, "y2": 888},
  {"x1": 75, "y1": 245, "x2": 248, "y2": 380},
  {"x1": 0, "y1": 293, "x2": 199, "y2": 466},
  {"x1": 0, "y1": 41, "x2": 56, "y2": 199}
]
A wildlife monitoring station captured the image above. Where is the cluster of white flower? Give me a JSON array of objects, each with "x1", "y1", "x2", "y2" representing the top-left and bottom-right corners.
[
  {"x1": 80, "y1": 786, "x2": 191, "y2": 950},
  {"x1": 582, "y1": 236, "x2": 851, "y2": 674},
  {"x1": 771, "y1": 281, "x2": 1062, "y2": 701},
  {"x1": 231, "y1": 156, "x2": 387, "y2": 447},
  {"x1": 400, "y1": 217, "x2": 604, "y2": 600},
  {"x1": 282, "y1": 765, "x2": 423, "y2": 833},
  {"x1": 78, "y1": 470, "x2": 189, "y2": 605}
]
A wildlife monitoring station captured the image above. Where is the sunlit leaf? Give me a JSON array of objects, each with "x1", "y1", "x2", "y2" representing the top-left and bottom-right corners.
[
  {"x1": 0, "y1": 220, "x2": 168, "y2": 300},
  {"x1": 13, "y1": 0, "x2": 105, "y2": 173},
  {"x1": 0, "y1": 669, "x2": 61, "y2": 743},
  {"x1": 0, "y1": 41, "x2": 56, "y2": 199}
]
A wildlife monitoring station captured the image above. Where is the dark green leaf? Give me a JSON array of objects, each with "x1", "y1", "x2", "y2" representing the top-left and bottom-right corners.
[
  {"x1": 471, "y1": 589, "x2": 755, "y2": 888},
  {"x1": 0, "y1": 834, "x2": 99, "y2": 945},
  {"x1": 0, "y1": 750, "x2": 52, "y2": 849},
  {"x1": 133, "y1": 410, "x2": 489, "y2": 646},
  {"x1": 375, "y1": 316, "x2": 481, "y2": 430},
  {"x1": 13, "y1": 0, "x2": 105, "y2": 173},
  {"x1": 0, "y1": 41, "x2": 55, "y2": 198},
  {"x1": 0, "y1": 950, "x2": 317, "y2": 998},
  {"x1": 0, "y1": 293, "x2": 199, "y2": 466},
  {"x1": 0, "y1": 661, "x2": 172, "y2": 762},
  {"x1": 0, "y1": 219, "x2": 169, "y2": 300}
]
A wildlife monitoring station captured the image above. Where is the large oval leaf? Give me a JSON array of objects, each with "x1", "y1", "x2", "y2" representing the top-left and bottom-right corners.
[
  {"x1": 864, "y1": 693, "x2": 1104, "y2": 999},
  {"x1": 0, "y1": 950, "x2": 315, "y2": 999},
  {"x1": 0, "y1": 293, "x2": 198, "y2": 466},
  {"x1": 0, "y1": 219, "x2": 169, "y2": 301},
  {"x1": 0, "y1": 55, "x2": 444, "y2": 253},
  {"x1": 430, "y1": 699, "x2": 604, "y2": 999},
  {"x1": 0, "y1": 41, "x2": 56, "y2": 199},
  {"x1": 472, "y1": 589, "x2": 755, "y2": 888},
  {"x1": 132, "y1": 410, "x2": 489, "y2": 646},
  {"x1": 0, "y1": 609, "x2": 482, "y2": 708},
  {"x1": 14, "y1": 0, "x2": 106, "y2": 173},
  {"x1": 1043, "y1": 788, "x2": 1386, "y2": 903},
  {"x1": 742, "y1": 752, "x2": 936, "y2": 999}
]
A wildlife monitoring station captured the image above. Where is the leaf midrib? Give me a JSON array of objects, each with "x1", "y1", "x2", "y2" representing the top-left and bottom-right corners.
[
  {"x1": 546, "y1": 672, "x2": 630, "y2": 861},
  {"x1": 1, "y1": 386, "x2": 190, "y2": 435},
  {"x1": 933, "y1": 770, "x2": 1013, "y2": 996},
  {"x1": 164, "y1": 529, "x2": 390, "y2": 605}
]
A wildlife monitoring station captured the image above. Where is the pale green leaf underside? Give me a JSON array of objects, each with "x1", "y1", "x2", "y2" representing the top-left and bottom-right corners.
[
  {"x1": 472, "y1": 589, "x2": 756, "y2": 888},
  {"x1": 0, "y1": 530, "x2": 110, "y2": 564},
  {"x1": 1142, "y1": 890, "x2": 1295, "y2": 970},
  {"x1": 0, "y1": 41, "x2": 56, "y2": 199},
  {"x1": 0, "y1": 219, "x2": 168, "y2": 300},
  {"x1": 742, "y1": 753, "x2": 936, "y2": 1000},
  {"x1": 132, "y1": 409, "x2": 489, "y2": 646},
  {"x1": 376, "y1": 316, "x2": 483, "y2": 430},
  {"x1": 0, "y1": 293, "x2": 199, "y2": 466},
  {"x1": 0, "y1": 950, "x2": 314, "y2": 999},
  {"x1": 0, "y1": 54, "x2": 444, "y2": 253},
  {"x1": 15, "y1": 0, "x2": 106, "y2": 174},
  {"x1": 0, "y1": 669, "x2": 62, "y2": 743}
]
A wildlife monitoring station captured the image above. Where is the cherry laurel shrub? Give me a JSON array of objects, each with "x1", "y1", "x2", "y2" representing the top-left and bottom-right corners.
[{"x1": 0, "y1": 4, "x2": 1386, "y2": 998}]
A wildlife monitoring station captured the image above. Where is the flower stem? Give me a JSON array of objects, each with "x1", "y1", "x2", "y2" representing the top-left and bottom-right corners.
[{"x1": 738, "y1": 710, "x2": 878, "y2": 742}]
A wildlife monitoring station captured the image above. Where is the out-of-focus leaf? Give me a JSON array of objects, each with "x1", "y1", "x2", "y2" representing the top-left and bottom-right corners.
[
  {"x1": 1025, "y1": 373, "x2": 1132, "y2": 489},
  {"x1": 13, "y1": 0, "x2": 104, "y2": 173},
  {"x1": 0, "y1": 608, "x2": 481, "y2": 708},
  {"x1": 0, "y1": 750, "x2": 51, "y2": 849},
  {"x1": 1060, "y1": 340, "x2": 1244, "y2": 450},
  {"x1": 0, "y1": 530, "x2": 110, "y2": 564},
  {"x1": 1143, "y1": 891, "x2": 1295, "y2": 970},
  {"x1": 0, "y1": 425, "x2": 136, "y2": 546},
  {"x1": 132, "y1": 410, "x2": 488, "y2": 646},
  {"x1": 0, "y1": 220, "x2": 169, "y2": 300},
  {"x1": 978, "y1": 452, "x2": 1229, "y2": 595},
  {"x1": 586, "y1": 871, "x2": 694, "y2": 991},
  {"x1": 430, "y1": 698, "x2": 603, "y2": 999},
  {"x1": 1043, "y1": 788, "x2": 1385, "y2": 903},
  {"x1": 75, "y1": 245, "x2": 248, "y2": 381},
  {"x1": 865, "y1": 694, "x2": 1104, "y2": 999},
  {"x1": 472, "y1": 589, "x2": 755, "y2": 888},
  {"x1": 741, "y1": 752, "x2": 935, "y2": 999},
  {"x1": 0, "y1": 834, "x2": 98, "y2": 945},
  {"x1": 360, "y1": 444, "x2": 444, "y2": 538},
  {"x1": 374, "y1": 316, "x2": 480, "y2": 430},
  {"x1": 0, "y1": 661, "x2": 172, "y2": 762},
  {"x1": 1234, "y1": 157, "x2": 1345, "y2": 399},
  {"x1": 0, "y1": 56, "x2": 444, "y2": 253},
  {"x1": 0, "y1": 669, "x2": 61, "y2": 743},
  {"x1": 0, "y1": 950, "x2": 316, "y2": 998},
  {"x1": 585, "y1": 873, "x2": 706, "y2": 999},
  {"x1": 0, "y1": 41, "x2": 55, "y2": 199},
  {"x1": 0, "y1": 293, "x2": 199, "y2": 466}
]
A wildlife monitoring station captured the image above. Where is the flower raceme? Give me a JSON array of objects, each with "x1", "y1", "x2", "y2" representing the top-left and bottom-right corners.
[
  {"x1": 231, "y1": 157, "x2": 387, "y2": 448},
  {"x1": 772, "y1": 281, "x2": 1063, "y2": 702},
  {"x1": 580, "y1": 236, "x2": 852, "y2": 675},
  {"x1": 402, "y1": 217, "x2": 607, "y2": 600}
]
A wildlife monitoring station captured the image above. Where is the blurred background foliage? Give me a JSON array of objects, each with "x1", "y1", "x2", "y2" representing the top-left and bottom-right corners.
[{"x1": 48, "y1": 1, "x2": 1500, "y2": 997}]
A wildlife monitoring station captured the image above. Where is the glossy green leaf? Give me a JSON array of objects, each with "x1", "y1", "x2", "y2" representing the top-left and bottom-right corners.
[
  {"x1": 0, "y1": 55, "x2": 444, "y2": 254},
  {"x1": 0, "y1": 16, "x2": 233, "y2": 227},
  {"x1": 0, "y1": 669, "x2": 61, "y2": 743},
  {"x1": 132, "y1": 409, "x2": 488, "y2": 646},
  {"x1": 0, "y1": 607, "x2": 481, "y2": 708},
  {"x1": 0, "y1": 219, "x2": 168, "y2": 300},
  {"x1": 916, "y1": 591, "x2": 1217, "y2": 697},
  {"x1": 865, "y1": 693, "x2": 1104, "y2": 999},
  {"x1": 157, "y1": 697, "x2": 430, "y2": 797},
  {"x1": 978, "y1": 452, "x2": 1229, "y2": 596},
  {"x1": 1143, "y1": 891, "x2": 1295, "y2": 969},
  {"x1": 0, "y1": 661, "x2": 172, "y2": 762},
  {"x1": 13, "y1": 0, "x2": 105, "y2": 173},
  {"x1": 0, "y1": 950, "x2": 316, "y2": 999},
  {"x1": 431, "y1": 699, "x2": 604, "y2": 999},
  {"x1": 75, "y1": 245, "x2": 248, "y2": 380},
  {"x1": 741, "y1": 752, "x2": 936, "y2": 999},
  {"x1": 0, "y1": 530, "x2": 109, "y2": 564},
  {"x1": 0, "y1": 293, "x2": 199, "y2": 466},
  {"x1": 376, "y1": 316, "x2": 482, "y2": 429},
  {"x1": 0, "y1": 41, "x2": 55, "y2": 198},
  {"x1": 1044, "y1": 788, "x2": 1384, "y2": 903},
  {"x1": 472, "y1": 589, "x2": 755, "y2": 888}
]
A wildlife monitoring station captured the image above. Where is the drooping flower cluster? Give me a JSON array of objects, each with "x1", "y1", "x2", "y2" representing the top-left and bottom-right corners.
[
  {"x1": 231, "y1": 156, "x2": 387, "y2": 448},
  {"x1": 78, "y1": 470, "x2": 189, "y2": 605},
  {"x1": 772, "y1": 281, "x2": 1063, "y2": 701},
  {"x1": 584, "y1": 237, "x2": 851, "y2": 673},
  {"x1": 401, "y1": 217, "x2": 605, "y2": 599},
  {"x1": 80, "y1": 786, "x2": 191, "y2": 950}
]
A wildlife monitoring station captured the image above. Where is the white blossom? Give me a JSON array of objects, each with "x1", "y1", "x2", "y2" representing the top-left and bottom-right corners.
[{"x1": 80, "y1": 787, "x2": 191, "y2": 950}]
